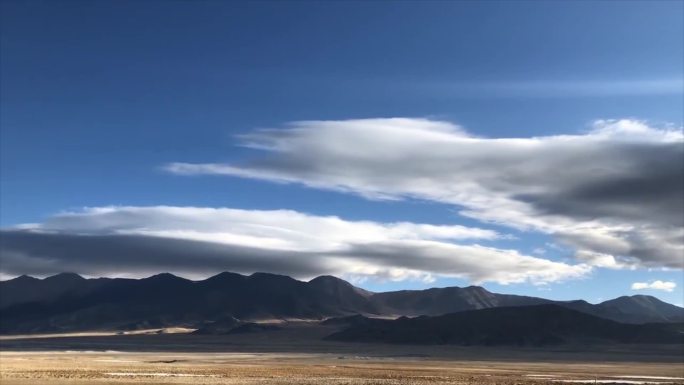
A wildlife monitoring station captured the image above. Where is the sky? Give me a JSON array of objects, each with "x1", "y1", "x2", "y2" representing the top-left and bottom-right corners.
[{"x1": 1, "y1": 0, "x2": 683, "y2": 305}]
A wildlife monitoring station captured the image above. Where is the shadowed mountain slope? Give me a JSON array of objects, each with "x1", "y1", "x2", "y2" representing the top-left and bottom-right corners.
[
  {"x1": 0, "y1": 273, "x2": 101, "y2": 308},
  {"x1": 368, "y1": 285, "x2": 683, "y2": 324},
  {"x1": 326, "y1": 305, "x2": 684, "y2": 346},
  {"x1": 0, "y1": 272, "x2": 380, "y2": 334},
  {"x1": 599, "y1": 295, "x2": 684, "y2": 323},
  {"x1": 0, "y1": 272, "x2": 682, "y2": 334},
  {"x1": 369, "y1": 286, "x2": 551, "y2": 315}
]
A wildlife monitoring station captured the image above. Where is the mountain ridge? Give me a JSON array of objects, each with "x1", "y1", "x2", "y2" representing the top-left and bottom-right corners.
[
  {"x1": 326, "y1": 304, "x2": 684, "y2": 346},
  {"x1": 0, "y1": 272, "x2": 681, "y2": 334}
]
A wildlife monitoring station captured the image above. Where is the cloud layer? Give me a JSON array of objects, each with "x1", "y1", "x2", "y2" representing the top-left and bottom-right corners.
[
  {"x1": 166, "y1": 118, "x2": 684, "y2": 270},
  {"x1": 631, "y1": 280, "x2": 677, "y2": 292},
  {"x1": 0, "y1": 206, "x2": 589, "y2": 284}
]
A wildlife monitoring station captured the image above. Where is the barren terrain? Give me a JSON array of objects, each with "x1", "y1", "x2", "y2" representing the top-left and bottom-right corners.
[
  {"x1": 1, "y1": 322, "x2": 682, "y2": 385},
  {"x1": 2, "y1": 350, "x2": 683, "y2": 385}
]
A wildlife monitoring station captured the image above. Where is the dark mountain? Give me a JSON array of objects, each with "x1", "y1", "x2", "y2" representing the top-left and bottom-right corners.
[
  {"x1": 599, "y1": 295, "x2": 684, "y2": 323},
  {"x1": 226, "y1": 322, "x2": 282, "y2": 334},
  {"x1": 369, "y1": 285, "x2": 684, "y2": 324},
  {"x1": 192, "y1": 315, "x2": 242, "y2": 335},
  {"x1": 307, "y1": 275, "x2": 378, "y2": 317},
  {"x1": 369, "y1": 286, "x2": 550, "y2": 315},
  {"x1": 0, "y1": 273, "x2": 109, "y2": 308},
  {"x1": 321, "y1": 314, "x2": 377, "y2": 327},
  {"x1": 326, "y1": 305, "x2": 684, "y2": 346},
  {"x1": 192, "y1": 316, "x2": 281, "y2": 335},
  {"x1": 1, "y1": 272, "x2": 681, "y2": 334},
  {"x1": 0, "y1": 272, "x2": 380, "y2": 334},
  {"x1": 0, "y1": 275, "x2": 41, "y2": 308}
]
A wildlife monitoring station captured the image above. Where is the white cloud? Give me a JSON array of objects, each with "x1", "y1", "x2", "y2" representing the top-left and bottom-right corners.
[
  {"x1": 631, "y1": 280, "x2": 677, "y2": 292},
  {"x1": 165, "y1": 118, "x2": 684, "y2": 271},
  {"x1": 0, "y1": 206, "x2": 590, "y2": 285},
  {"x1": 38, "y1": 206, "x2": 499, "y2": 248}
]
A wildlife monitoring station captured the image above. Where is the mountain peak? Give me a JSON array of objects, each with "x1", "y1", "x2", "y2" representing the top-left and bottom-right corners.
[
  {"x1": 145, "y1": 273, "x2": 187, "y2": 282},
  {"x1": 309, "y1": 275, "x2": 351, "y2": 285},
  {"x1": 603, "y1": 295, "x2": 662, "y2": 305},
  {"x1": 43, "y1": 272, "x2": 85, "y2": 282},
  {"x1": 309, "y1": 275, "x2": 374, "y2": 298},
  {"x1": 629, "y1": 294, "x2": 663, "y2": 301},
  {"x1": 599, "y1": 294, "x2": 684, "y2": 322},
  {"x1": 204, "y1": 271, "x2": 245, "y2": 281},
  {"x1": 8, "y1": 274, "x2": 39, "y2": 283},
  {"x1": 249, "y1": 272, "x2": 295, "y2": 280},
  {"x1": 463, "y1": 285, "x2": 490, "y2": 293}
]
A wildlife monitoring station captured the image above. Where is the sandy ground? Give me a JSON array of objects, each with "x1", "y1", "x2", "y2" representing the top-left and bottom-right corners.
[
  {"x1": 1, "y1": 351, "x2": 683, "y2": 385},
  {"x1": 1, "y1": 323, "x2": 682, "y2": 385}
]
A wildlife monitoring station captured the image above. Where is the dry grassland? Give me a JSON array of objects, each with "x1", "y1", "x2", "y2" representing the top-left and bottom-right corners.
[
  {"x1": 1, "y1": 351, "x2": 683, "y2": 385},
  {"x1": 1, "y1": 323, "x2": 682, "y2": 385}
]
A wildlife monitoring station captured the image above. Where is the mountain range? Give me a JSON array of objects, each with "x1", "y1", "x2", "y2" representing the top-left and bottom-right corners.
[
  {"x1": 326, "y1": 305, "x2": 684, "y2": 346},
  {"x1": 0, "y1": 272, "x2": 682, "y2": 334}
]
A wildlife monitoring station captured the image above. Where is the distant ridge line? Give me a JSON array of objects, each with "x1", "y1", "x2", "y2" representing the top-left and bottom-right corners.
[{"x1": 0, "y1": 271, "x2": 682, "y2": 334}]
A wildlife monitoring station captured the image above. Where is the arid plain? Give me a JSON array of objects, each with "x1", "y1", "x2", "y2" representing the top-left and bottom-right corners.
[{"x1": 1, "y1": 323, "x2": 682, "y2": 385}]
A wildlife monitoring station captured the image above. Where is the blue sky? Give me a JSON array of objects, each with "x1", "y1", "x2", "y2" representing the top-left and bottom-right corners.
[{"x1": 1, "y1": 1, "x2": 683, "y2": 305}]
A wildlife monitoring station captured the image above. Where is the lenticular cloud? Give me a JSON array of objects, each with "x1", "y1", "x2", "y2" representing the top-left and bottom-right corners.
[
  {"x1": 0, "y1": 206, "x2": 589, "y2": 284},
  {"x1": 166, "y1": 118, "x2": 684, "y2": 270}
]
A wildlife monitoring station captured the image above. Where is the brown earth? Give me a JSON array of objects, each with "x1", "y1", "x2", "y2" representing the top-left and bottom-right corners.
[{"x1": 1, "y1": 322, "x2": 682, "y2": 385}]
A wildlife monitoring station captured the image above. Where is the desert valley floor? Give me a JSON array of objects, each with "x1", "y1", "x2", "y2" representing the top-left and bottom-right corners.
[
  {"x1": 2, "y1": 350, "x2": 684, "y2": 385},
  {"x1": 1, "y1": 322, "x2": 682, "y2": 385}
]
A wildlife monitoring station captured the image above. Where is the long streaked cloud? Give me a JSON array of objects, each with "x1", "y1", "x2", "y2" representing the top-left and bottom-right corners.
[
  {"x1": 0, "y1": 206, "x2": 590, "y2": 284},
  {"x1": 165, "y1": 118, "x2": 684, "y2": 270},
  {"x1": 631, "y1": 280, "x2": 677, "y2": 292}
]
